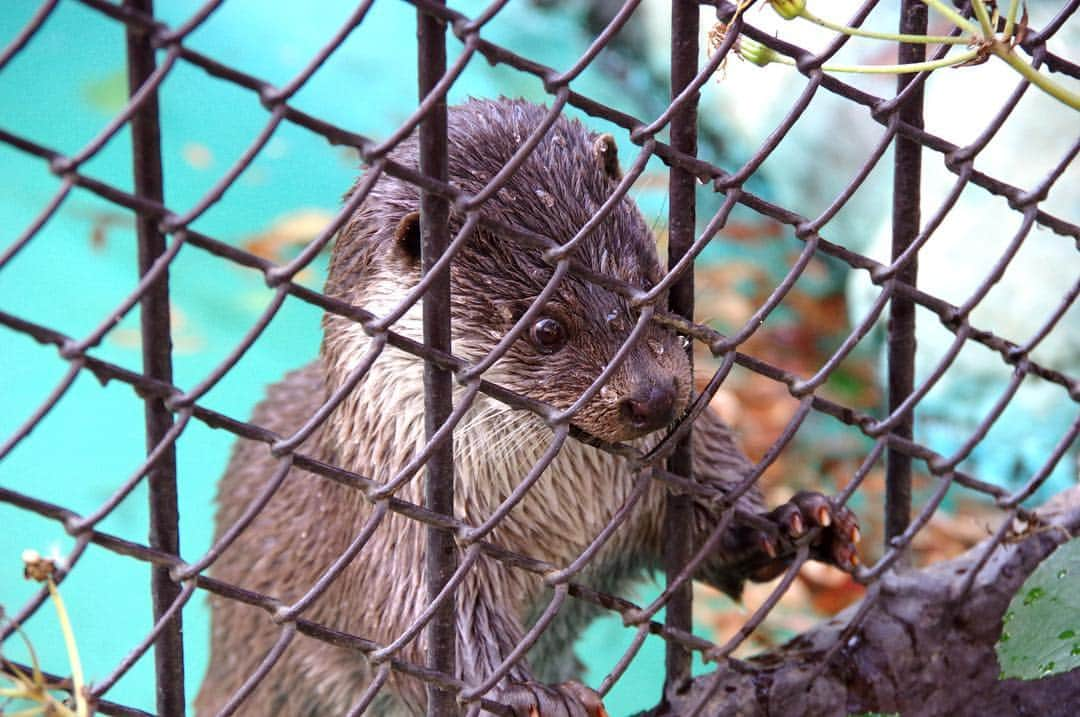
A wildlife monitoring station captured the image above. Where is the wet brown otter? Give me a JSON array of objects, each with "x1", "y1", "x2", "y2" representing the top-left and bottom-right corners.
[{"x1": 195, "y1": 98, "x2": 859, "y2": 716}]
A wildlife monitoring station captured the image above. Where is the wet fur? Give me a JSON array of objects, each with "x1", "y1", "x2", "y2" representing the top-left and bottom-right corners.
[{"x1": 196, "y1": 99, "x2": 764, "y2": 715}]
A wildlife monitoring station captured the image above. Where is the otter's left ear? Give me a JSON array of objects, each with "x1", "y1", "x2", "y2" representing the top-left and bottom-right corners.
[
  {"x1": 593, "y1": 133, "x2": 622, "y2": 181},
  {"x1": 393, "y1": 210, "x2": 422, "y2": 265}
]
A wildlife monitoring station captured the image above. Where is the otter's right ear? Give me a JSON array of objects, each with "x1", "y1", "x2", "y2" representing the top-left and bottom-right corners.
[
  {"x1": 593, "y1": 133, "x2": 622, "y2": 181},
  {"x1": 394, "y1": 210, "x2": 422, "y2": 265}
]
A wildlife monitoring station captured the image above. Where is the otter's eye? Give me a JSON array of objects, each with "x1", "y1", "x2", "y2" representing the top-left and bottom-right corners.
[{"x1": 529, "y1": 317, "x2": 567, "y2": 353}]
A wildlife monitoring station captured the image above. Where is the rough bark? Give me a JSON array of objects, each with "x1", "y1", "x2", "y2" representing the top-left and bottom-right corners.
[{"x1": 654, "y1": 487, "x2": 1080, "y2": 717}]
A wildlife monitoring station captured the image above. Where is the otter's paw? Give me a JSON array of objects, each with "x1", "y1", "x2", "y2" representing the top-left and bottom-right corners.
[
  {"x1": 492, "y1": 680, "x2": 608, "y2": 717},
  {"x1": 752, "y1": 491, "x2": 860, "y2": 580}
]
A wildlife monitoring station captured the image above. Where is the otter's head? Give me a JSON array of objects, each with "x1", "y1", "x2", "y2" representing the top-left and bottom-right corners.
[{"x1": 327, "y1": 98, "x2": 691, "y2": 444}]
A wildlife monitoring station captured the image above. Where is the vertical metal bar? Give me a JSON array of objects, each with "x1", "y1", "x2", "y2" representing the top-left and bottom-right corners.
[
  {"x1": 124, "y1": 1, "x2": 185, "y2": 714},
  {"x1": 417, "y1": 5, "x2": 457, "y2": 716},
  {"x1": 886, "y1": 0, "x2": 926, "y2": 549},
  {"x1": 663, "y1": 0, "x2": 698, "y2": 701}
]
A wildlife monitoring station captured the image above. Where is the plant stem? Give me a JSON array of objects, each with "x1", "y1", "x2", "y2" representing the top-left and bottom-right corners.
[
  {"x1": 826, "y1": 49, "x2": 981, "y2": 74},
  {"x1": 971, "y1": 0, "x2": 997, "y2": 38},
  {"x1": 994, "y1": 45, "x2": 1080, "y2": 110},
  {"x1": 1003, "y1": 0, "x2": 1021, "y2": 39},
  {"x1": 47, "y1": 580, "x2": 87, "y2": 717},
  {"x1": 921, "y1": 0, "x2": 980, "y2": 35},
  {"x1": 759, "y1": 48, "x2": 980, "y2": 74},
  {"x1": 801, "y1": 7, "x2": 968, "y2": 45}
]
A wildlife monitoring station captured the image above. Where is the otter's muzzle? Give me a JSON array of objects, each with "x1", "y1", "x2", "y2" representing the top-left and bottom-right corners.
[{"x1": 618, "y1": 377, "x2": 678, "y2": 434}]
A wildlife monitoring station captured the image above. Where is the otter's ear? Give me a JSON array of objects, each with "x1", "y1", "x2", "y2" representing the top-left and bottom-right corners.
[
  {"x1": 394, "y1": 210, "x2": 422, "y2": 264},
  {"x1": 593, "y1": 133, "x2": 622, "y2": 181}
]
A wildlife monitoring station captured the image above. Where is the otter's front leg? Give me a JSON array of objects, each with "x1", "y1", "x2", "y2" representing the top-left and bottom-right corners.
[
  {"x1": 456, "y1": 564, "x2": 608, "y2": 717},
  {"x1": 688, "y1": 407, "x2": 861, "y2": 596},
  {"x1": 709, "y1": 491, "x2": 861, "y2": 586}
]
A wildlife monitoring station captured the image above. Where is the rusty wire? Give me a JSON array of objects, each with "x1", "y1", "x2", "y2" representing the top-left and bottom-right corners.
[{"x1": 0, "y1": 0, "x2": 1077, "y2": 715}]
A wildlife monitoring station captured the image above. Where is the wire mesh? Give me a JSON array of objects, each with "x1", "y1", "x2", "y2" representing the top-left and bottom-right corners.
[{"x1": 0, "y1": 0, "x2": 1077, "y2": 715}]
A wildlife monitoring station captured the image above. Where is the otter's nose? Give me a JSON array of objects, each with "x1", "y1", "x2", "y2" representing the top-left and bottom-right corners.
[{"x1": 618, "y1": 381, "x2": 677, "y2": 433}]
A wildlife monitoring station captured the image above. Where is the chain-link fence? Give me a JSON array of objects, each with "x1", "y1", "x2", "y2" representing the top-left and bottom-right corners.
[{"x1": 1, "y1": 0, "x2": 1077, "y2": 715}]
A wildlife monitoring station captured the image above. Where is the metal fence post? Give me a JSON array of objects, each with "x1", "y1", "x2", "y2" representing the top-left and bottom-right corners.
[
  {"x1": 124, "y1": 0, "x2": 185, "y2": 713},
  {"x1": 664, "y1": 0, "x2": 698, "y2": 700},
  {"x1": 417, "y1": 3, "x2": 458, "y2": 715},
  {"x1": 886, "y1": 0, "x2": 927, "y2": 549}
]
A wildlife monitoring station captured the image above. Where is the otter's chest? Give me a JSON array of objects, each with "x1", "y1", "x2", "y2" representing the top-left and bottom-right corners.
[{"x1": 453, "y1": 417, "x2": 659, "y2": 569}]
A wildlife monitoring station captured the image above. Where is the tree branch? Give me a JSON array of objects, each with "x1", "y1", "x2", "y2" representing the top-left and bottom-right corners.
[{"x1": 656, "y1": 487, "x2": 1080, "y2": 715}]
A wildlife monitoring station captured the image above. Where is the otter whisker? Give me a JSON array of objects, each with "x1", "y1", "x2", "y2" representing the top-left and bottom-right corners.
[
  {"x1": 501, "y1": 417, "x2": 548, "y2": 461},
  {"x1": 462, "y1": 407, "x2": 544, "y2": 467}
]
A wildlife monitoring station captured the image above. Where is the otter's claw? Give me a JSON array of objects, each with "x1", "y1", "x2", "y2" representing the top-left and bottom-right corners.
[
  {"x1": 495, "y1": 680, "x2": 607, "y2": 717},
  {"x1": 754, "y1": 491, "x2": 861, "y2": 576}
]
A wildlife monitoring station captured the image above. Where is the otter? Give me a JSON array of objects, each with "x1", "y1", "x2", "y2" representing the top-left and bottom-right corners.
[{"x1": 195, "y1": 98, "x2": 859, "y2": 716}]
